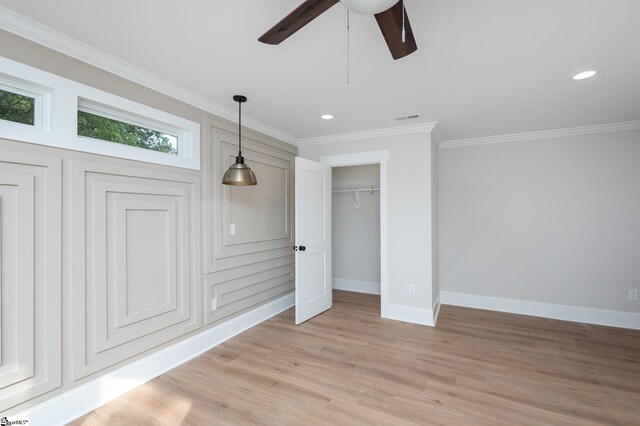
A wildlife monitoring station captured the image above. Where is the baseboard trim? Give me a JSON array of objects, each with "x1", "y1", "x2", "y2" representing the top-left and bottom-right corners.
[
  {"x1": 333, "y1": 278, "x2": 380, "y2": 295},
  {"x1": 18, "y1": 292, "x2": 295, "y2": 425},
  {"x1": 383, "y1": 303, "x2": 436, "y2": 327},
  {"x1": 440, "y1": 291, "x2": 640, "y2": 330}
]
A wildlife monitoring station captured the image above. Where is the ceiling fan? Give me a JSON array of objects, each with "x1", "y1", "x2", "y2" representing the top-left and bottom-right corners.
[{"x1": 259, "y1": 0, "x2": 417, "y2": 60}]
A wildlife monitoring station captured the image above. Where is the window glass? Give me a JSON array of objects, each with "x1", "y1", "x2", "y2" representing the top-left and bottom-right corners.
[
  {"x1": 77, "y1": 110, "x2": 178, "y2": 154},
  {"x1": 0, "y1": 88, "x2": 35, "y2": 125}
]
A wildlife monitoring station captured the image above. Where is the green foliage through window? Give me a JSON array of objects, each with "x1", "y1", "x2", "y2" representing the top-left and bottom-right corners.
[
  {"x1": 0, "y1": 88, "x2": 35, "y2": 125},
  {"x1": 77, "y1": 110, "x2": 178, "y2": 154}
]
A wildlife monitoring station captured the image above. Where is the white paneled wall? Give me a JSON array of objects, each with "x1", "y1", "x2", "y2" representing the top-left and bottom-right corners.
[
  {"x1": 204, "y1": 119, "x2": 296, "y2": 325},
  {"x1": 0, "y1": 32, "x2": 297, "y2": 416},
  {"x1": 0, "y1": 148, "x2": 61, "y2": 411},
  {"x1": 68, "y1": 161, "x2": 201, "y2": 380},
  {"x1": 0, "y1": 120, "x2": 295, "y2": 416}
]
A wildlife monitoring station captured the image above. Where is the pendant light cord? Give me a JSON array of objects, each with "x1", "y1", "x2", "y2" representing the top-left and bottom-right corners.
[
  {"x1": 238, "y1": 100, "x2": 242, "y2": 158},
  {"x1": 347, "y1": 9, "x2": 350, "y2": 84}
]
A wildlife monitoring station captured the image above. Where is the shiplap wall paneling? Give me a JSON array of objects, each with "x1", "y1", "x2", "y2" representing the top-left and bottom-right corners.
[
  {"x1": 206, "y1": 258, "x2": 295, "y2": 324},
  {"x1": 203, "y1": 120, "x2": 296, "y2": 324},
  {"x1": 0, "y1": 144, "x2": 61, "y2": 412},
  {"x1": 69, "y1": 161, "x2": 201, "y2": 380}
]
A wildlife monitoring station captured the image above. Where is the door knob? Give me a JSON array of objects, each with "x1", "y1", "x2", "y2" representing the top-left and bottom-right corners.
[{"x1": 299, "y1": 246, "x2": 306, "y2": 251}]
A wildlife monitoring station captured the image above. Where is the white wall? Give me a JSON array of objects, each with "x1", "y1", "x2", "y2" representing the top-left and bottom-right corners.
[
  {"x1": 300, "y1": 129, "x2": 439, "y2": 325},
  {"x1": 332, "y1": 165, "x2": 380, "y2": 292},
  {"x1": 439, "y1": 129, "x2": 640, "y2": 318}
]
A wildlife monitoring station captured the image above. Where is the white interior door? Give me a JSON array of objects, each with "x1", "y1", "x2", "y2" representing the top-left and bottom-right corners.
[{"x1": 294, "y1": 157, "x2": 332, "y2": 324}]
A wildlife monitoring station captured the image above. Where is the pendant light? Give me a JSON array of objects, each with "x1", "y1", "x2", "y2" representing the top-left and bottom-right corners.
[{"x1": 222, "y1": 95, "x2": 257, "y2": 186}]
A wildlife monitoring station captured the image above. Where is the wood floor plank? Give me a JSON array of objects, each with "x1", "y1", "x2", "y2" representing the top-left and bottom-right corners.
[{"x1": 74, "y1": 291, "x2": 640, "y2": 425}]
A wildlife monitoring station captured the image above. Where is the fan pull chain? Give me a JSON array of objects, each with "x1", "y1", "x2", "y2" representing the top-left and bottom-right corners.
[
  {"x1": 347, "y1": 9, "x2": 350, "y2": 83},
  {"x1": 401, "y1": 0, "x2": 406, "y2": 43}
]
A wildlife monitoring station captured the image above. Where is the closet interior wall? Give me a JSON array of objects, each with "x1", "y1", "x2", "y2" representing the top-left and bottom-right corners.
[{"x1": 332, "y1": 164, "x2": 381, "y2": 295}]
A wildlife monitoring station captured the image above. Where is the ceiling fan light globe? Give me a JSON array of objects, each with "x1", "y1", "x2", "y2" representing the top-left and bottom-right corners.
[{"x1": 340, "y1": 0, "x2": 398, "y2": 15}]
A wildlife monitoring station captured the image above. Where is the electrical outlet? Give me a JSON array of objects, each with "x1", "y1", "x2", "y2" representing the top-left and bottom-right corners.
[
  {"x1": 629, "y1": 289, "x2": 639, "y2": 301},
  {"x1": 409, "y1": 284, "x2": 416, "y2": 295},
  {"x1": 230, "y1": 223, "x2": 236, "y2": 236},
  {"x1": 211, "y1": 297, "x2": 218, "y2": 311}
]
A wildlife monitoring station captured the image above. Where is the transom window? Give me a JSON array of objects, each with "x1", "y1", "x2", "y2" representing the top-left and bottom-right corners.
[
  {"x1": 0, "y1": 86, "x2": 36, "y2": 126},
  {"x1": 77, "y1": 110, "x2": 179, "y2": 155},
  {"x1": 0, "y1": 56, "x2": 200, "y2": 170}
]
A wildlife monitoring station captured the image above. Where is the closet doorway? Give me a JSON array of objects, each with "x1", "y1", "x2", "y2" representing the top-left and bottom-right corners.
[
  {"x1": 332, "y1": 164, "x2": 381, "y2": 295},
  {"x1": 320, "y1": 151, "x2": 389, "y2": 317}
]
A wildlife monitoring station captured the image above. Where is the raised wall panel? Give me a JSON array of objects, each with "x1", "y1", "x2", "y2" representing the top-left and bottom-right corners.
[
  {"x1": 203, "y1": 120, "x2": 296, "y2": 324},
  {"x1": 224, "y1": 152, "x2": 289, "y2": 245},
  {"x1": 113, "y1": 197, "x2": 178, "y2": 328},
  {"x1": 71, "y1": 161, "x2": 200, "y2": 379},
  {"x1": 207, "y1": 275, "x2": 294, "y2": 324},
  {"x1": 205, "y1": 123, "x2": 295, "y2": 273},
  {"x1": 216, "y1": 138, "x2": 292, "y2": 258},
  {"x1": 205, "y1": 256, "x2": 295, "y2": 323},
  {"x1": 0, "y1": 146, "x2": 61, "y2": 412}
]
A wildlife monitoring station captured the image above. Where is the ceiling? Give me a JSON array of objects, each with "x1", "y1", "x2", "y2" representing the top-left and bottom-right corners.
[{"x1": 1, "y1": 0, "x2": 639, "y2": 142}]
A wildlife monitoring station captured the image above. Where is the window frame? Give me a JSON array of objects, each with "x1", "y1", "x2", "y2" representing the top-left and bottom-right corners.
[
  {"x1": 77, "y1": 106, "x2": 180, "y2": 155},
  {"x1": 0, "y1": 56, "x2": 200, "y2": 170},
  {"x1": 0, "y1": 83, "x2": 39, "y2": 127},
  {"x1": 0, "y1": 75, "x2": 51, "y2": 131}
]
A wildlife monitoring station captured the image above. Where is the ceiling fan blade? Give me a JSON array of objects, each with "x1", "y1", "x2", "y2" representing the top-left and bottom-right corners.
[
  {"x1": 374, "y1": 2, "x2": 417, "y2": 60},
  {"x1": 259, "y1": 0, "x2": 340, "y2": 45}
]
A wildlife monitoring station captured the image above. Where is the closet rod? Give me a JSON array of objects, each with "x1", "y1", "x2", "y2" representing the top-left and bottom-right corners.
[{"x1": 332, "y1": 187, "x2": 380, "y2": 193}]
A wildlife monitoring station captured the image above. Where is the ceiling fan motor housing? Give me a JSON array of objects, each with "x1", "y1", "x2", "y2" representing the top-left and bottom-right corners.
[{"x1": 340, "y1": 0, "x2": 398, "y2": 14}]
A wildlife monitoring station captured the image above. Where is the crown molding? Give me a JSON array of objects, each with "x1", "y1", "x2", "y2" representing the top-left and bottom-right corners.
[
  {"x1": 0, "y1": 6, "x2": 299, "y2": 146},
  {"x1": 440, "y1": 120, "x2": 640, "y2": 149},
  {"x1": 431, "y1": 125, "x2": 443, "y2": 148},
  {"x1": 5, "y1": 7, "x2": 637, "y2": 153},
  {"x1": 298, "y1": 122, "x2": 438, "y2": 147}
]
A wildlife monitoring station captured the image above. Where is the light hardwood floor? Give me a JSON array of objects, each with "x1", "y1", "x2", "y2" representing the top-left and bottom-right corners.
[{"x1": 74, "y1": 291, "x2": 640, "y2": 425}]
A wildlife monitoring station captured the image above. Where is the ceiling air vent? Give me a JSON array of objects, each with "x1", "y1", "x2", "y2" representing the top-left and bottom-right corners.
[{"x1": 395, "y1": 114, "x2": 420, "y2": 121}]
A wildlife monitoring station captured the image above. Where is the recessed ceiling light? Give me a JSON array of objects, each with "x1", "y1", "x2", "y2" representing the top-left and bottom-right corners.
[
  {"x1": 321, "y1": 114, "x2": 334, "y2": 120},
  {"x1": 572, "y1": 70, "x2": 597, "y2": 80}
]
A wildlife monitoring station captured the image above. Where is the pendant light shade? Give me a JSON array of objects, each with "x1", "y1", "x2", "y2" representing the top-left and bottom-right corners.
[
  {"x1": 222, "y1": 161, "x2": 257, "y2": 186},
  {"x1": 222, "y1": 95, "x2": 257, "y2": 186}
]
